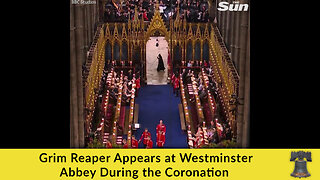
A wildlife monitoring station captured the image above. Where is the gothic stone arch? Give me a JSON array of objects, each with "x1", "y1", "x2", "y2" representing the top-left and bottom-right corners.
[{"x1": 145, "y1": 7, "x2": 169, "y2": 42}]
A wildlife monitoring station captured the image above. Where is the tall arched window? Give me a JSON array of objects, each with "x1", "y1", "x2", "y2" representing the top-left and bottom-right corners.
[
  {"x1": 105, "y1": 41, "x2": 111, "y2": 61},
  {"x1": 121, "y1": 41, "x2": 128, "y2": 61},
  {"x1": 133, "y1": 46, "x2": 141, "y2": 64},
  {"x1": 113, "y1": 41, "x2": 120, "y2": 60},
  {"x1": 174, "y1": 45, "x2": 181, "y2": 62},
  {"x1": 203, "y1": 40, "x2": 209, "y2": 61},
  {"x1": 195, "y1": 41, "x2": 201, "y2": 61},
  {"x1": 186, "y1": 41, "x2": 192, "y2": 61}
]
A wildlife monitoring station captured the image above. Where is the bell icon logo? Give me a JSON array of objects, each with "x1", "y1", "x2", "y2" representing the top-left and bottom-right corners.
[{"x1": 290, "y1": 151, "x2": 312, "y2": 178}]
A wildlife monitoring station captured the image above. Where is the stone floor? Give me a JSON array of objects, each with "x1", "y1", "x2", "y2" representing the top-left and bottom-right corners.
[{"x1": 146, "y1": 37, "x2": 168, "y2": 85}]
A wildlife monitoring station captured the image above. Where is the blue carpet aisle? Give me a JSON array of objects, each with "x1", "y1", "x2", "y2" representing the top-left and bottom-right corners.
[{"x1": 134, "y1": 85, "x2": 188, "y2": 148}]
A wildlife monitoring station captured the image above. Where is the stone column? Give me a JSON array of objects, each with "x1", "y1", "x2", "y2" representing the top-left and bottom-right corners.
[
  {"x1": 208, "y1": 0, "x2": 216, "y2": 21},
  {"x1": 229, "y1": 10, "x2": 235, "y2": 64},
  {"x1": 227, "y1": 1, "x2": 234, "y2": 52},
  {"x1": 223, "y1": 3, "x2": 228, "y2": 41},
  {"x1": 92, "y1": 2, "x2": 96, "y2": 38},
  {"x1": 220, "y1": 4, "x2": 226, "y2": 37},
  {"x1": 217, "y1": 0, "x2": 222, "y2": 30},
  {"x1": 236, "y1": 0, "x2": 249, "y2": 147},
  {"x1": 84, "y1": 6, "x2": 89, "y2": 52},
  {"x1": 242, "y1": 8, "x2": 250, "y2": 147},
  {"x1": 74, "y1": 3, "x2": 86, "y2": 147},
  {"x1": 91, "y1": 3, "x2": 95, "y2": 40},
  {"x1": 225, "y1": 2, "x2": 230, "y2": 50},
  {"x1": 98, "y1": 0, "x2": 101, "y2": 22},
  {"x1": 88, "y1": 4, "x2": 92, "y2": 41},
  {"x1": 93, "y1": 0, "x2": 97, "y2": 28},
  {"x1": 70, "y1": 2, "x2": 79, "y2": 148},
  {"x1": 233, "y1": 12, "x2": 241, "y2": 71},
  {"x1": 99, "y1": 0, "x2": 104, "y2": 22},
  {"x1": 87, "y1": 5, "x2": 92, "y2": 46}
]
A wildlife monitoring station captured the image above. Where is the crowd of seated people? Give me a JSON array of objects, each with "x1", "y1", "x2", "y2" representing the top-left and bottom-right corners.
[
  {"x1": 172, "y1": 0, "x2": 210, "y2": 22},
  {"x1": 104, "y1": 0, "x2": 210, "y2": 23},
  {"x1": 177, "y1": 60, "x2": 218, "y2": 96},
  {"x1": 175, "y1": 59, "x2": 233, "y2": 148},
  {"x1": 104, "y1": 0, "x2": 154, "y2": 22},
  {"x1": 180, "y1": 60, "x2": 219, "y2": 99},
  {"x1": 90, "y1": 66, "x2": 143, "y2": 148},
  {"x1": 206, "y1": 119, "x2": 232, "y2": 144},
  {"x1": 184, "y1": 60, "x2": 210, "y2": 68},
  {"x1": 99, "y1": 68, "x2": 141, "y2": 108},
  {"x1": 180, "y1": 67, "x2": 210, "y2": 103},
  {"x1": 189, "y1": 119, "x2": 232, "y2": 148},
  {"x1": 203, "y1": 65, "x2": 219, "y2": 99}
]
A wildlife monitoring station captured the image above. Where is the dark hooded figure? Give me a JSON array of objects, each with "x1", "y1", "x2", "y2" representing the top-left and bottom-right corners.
[{"x1": 157, "y1": 54, "x2": 165, "y2": 72}]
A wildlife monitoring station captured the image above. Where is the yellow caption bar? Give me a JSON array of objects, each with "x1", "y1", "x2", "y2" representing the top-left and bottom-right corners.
[{"x1": 0, "y1": 149, "x2": 319, "y2": 179}]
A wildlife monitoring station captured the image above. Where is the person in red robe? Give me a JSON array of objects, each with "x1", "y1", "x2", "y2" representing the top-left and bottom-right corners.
[
  {"x1": 173, "y1": 75, "x2": 180, "y2": 97},
  {"x1": 156, "y1": 120, "x2": 166, "y2": 148},
  {"x1": 139, "y1": 128, "x2": 151, "y2": 148},
  {"x1": 122, "y1": 139, "x2": 128, "y2": 148},
  {"x1": 131, "y1": 135, "x2": 138, "y2": 148},
  {"x1": 146, "y1": 137, "x2": 153, "y2": 149},
  {"x1": 135, "y1": 77, "x2": 140, "y2": 97},
  {"x1": 142, "y1": 10, "x2": 148, "y2": 21},
  {"x1": 106, "y1": 139, "x2": 112, "y2": 148},
  {"x1": 203, "y1": 60, "x2": 208, "y2": 68}
]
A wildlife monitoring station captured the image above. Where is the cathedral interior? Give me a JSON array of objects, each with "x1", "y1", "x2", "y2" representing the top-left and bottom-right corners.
[{"x1": 70, "y1": 0, "x2": 250, "y2": 148}]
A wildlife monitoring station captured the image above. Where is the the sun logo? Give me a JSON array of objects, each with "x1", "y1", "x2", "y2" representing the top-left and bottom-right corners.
[{"x1": 217, "y1": 1, "x2": 249, "y2": 12}]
